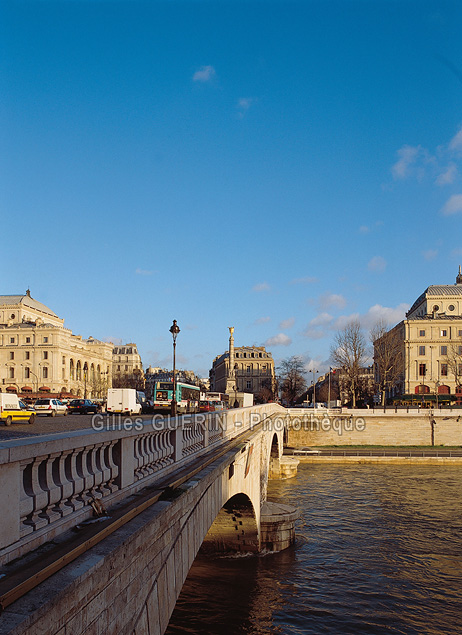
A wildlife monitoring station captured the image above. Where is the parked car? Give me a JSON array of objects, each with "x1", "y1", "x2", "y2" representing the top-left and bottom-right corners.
[
  {"x1": 67, "y1": 399, "x2": 99, "y2": 415},
  {"x1": 34, "y1": 398, "x2": 68, "y2": 417}
]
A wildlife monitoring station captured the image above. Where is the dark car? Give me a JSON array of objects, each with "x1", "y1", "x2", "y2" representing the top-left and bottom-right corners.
[{"x1": 67, "y1": 399, "x2": 99, "y2": 415}]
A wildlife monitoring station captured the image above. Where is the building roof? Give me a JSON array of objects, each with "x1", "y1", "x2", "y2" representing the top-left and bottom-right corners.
[
  {"x1": 0, "y1": 293, "x2": 59, "y2": 318},
  {"x1": 407, "y1": 284, "x2": 462, "y2": 316}
]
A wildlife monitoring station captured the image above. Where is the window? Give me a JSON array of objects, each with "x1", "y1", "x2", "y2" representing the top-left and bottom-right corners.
[
  {"x1": 43, "y1": 351, "x2": 48, "y2": 360},
  {"x1": 419, "y1": 330, "x2": 426, "y2": 337},
  {"x1": 10, "y1": 337, "x2": 15, "y2": 344},
  {"x1": 441, "y1": 346, "x2": 448, "y2": 356},
  {"x1": 9, "y1": 352, "x2": 14, "y2": 360},
  {"x1": 125, "y1": 365, "x2": 128, "y2": 370},
  {"x1": 43, "y1": 336, "x2": 48, "y2": 343},
  {"x1": 25, "y1": 351, "x2": 30, "y2": 360},
  {"x1": 419, "y1": 363, "x2": 426, "y2": 376},
  {"x1": 441, "y1": 330, "x2": 447, "y2": 337},
  {"x1": 9, "y1": 367, "x2": 14, "y2": 379},
  {"x1": 62, "y1": 356, "x2": 65, "y2": 364},
  {"x1": 117, "y1": 365, "x2": 120, "y2": 371},
  {"x1": 458, "y1": 364, "x2": 462, "y2": 376},
  {"x1": 246, "y1": 380, "x2": 252, "y2": 390},
  {"x1": 235, "y1": 353, "x2": 239, "y2": 358},
  {"x1": 448, "y1": 305, "x2": 455, "y2": 311},
  {"x1": 441, "y1": 363, "x2": 448, "y2": 376},
  {"x1": 459, "y1": 346, "x2": 462, "y2": 356},
  {"x1": 246, "y1": 365, "x2": 251, "y2": 372},
  {"x1": 459, "y1": 330, "x2": 462, "y2": 337},
  {"x1": 24, "y1": 367, "x2": 30, "y2": 379},
  {"x1": 42, "y1": 367, "x2": 48, "y2": 379},
  {"x1": 25, "y1": 337, "x2": 31, "y2": 344},
  {"x1": 419, "y1": 346, "x2": 425, "y2": 356}
]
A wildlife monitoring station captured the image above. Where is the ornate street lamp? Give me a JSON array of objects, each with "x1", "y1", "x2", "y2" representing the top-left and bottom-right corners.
[
  {"x1": 169, "y1": 320, "x2": 180, "y2": 416},
  {"x1": 311, "y1": 369, "x2": 318, "y2": 408}
]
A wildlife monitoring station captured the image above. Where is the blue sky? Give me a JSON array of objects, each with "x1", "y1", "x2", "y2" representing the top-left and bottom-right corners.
[{"x1": 2, "y1": 0, "x2": 462, "y2": 378}]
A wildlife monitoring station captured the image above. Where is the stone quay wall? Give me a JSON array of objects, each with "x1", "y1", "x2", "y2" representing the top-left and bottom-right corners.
[{"x1": 285, "y1": 409, "x2": 462, "y2": 447}]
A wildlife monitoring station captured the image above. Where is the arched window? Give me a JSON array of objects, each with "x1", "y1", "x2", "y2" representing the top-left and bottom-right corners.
[{"x1": 70, "y1": 359, "x2": 74, "y2": 380}]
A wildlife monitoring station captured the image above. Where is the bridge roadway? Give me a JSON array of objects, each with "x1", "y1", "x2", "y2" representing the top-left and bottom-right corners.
[
  {"x1": 0, "y1": 404, "x2": 292, "y2": 634},
  {"x1": 0, "y1": 413, "x2": 164, "y2": 441}
]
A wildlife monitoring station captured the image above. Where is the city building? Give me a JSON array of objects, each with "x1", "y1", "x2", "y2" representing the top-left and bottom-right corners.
[
  {"x1": 209, "y1": 327, "x2": 276, "y2": 403},
  {"x1": 0, "y1": 291, "x2": 113, "y2": 398},
  {"x1": 374, "y1": 268, "x2": 462, "y2": 404},
  {"x1": 112, "y1": 343, "x2": 144, "y2": 389}
]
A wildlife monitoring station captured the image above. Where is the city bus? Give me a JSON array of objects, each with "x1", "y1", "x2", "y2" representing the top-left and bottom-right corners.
[{"x1": 152, "y1": 381, "x2": 200, "y2": 413}]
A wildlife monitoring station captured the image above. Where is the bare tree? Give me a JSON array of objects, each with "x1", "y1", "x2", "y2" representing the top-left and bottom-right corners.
[
  {"x1": 112, "y1": 369, "x2": 145, "y2": 391},
  {"x1": 371, "y1": 319, "x2": 404, "y2": 405},
  {"x1": 278, "y1": 356, "x2": 307, "y2": 406},
  {"x1": 331, "y1": 321, "x2": 367, "y2": 408},
  {"x1": 444, "y1": 339, "x2": 462, "y2": 387}
]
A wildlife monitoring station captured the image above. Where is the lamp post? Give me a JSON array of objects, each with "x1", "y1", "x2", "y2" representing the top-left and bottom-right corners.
[
  {"x1": 21, "y1": 364, "x2": 38, "y2": 394},
  {"x1": 169, "y1": 320, "x2": 180, "y2": 416},
  {"x1": 311, "y1": 369, "x2": 318, "y2": 408}
]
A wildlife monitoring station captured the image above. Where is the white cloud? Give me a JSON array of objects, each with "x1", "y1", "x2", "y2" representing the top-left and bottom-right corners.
[
  {"x1": 391, "y1": 145, "x2": 422, "y2": 179},
  {"x1": 135, "y1": 268, "x2": 154, "y2": 276},
  {"x1": 192, "y1": 65, "x2": 216, "y2": 82},
  {"x1": 332, "y1": 303, "x2": 409, "y2": 332},
  {"x1": 319, "y1": 293, "x2": 347, "y2": 310},
  {"x1": 252, "y1": 282, "x2": 271, "y2": 292},
  {"x1": 449, "y1": 125, "x2": 462, "y2": 152},
  {"x1": 309, "y1": 312, "x2": 333, "y2": 327},
  {"x1": 302, "y1": 313, "x2": 333, "y2": 340},
  {"x1": 264, "y1": 333, "x2": 292, "y2": 347},
  {"x1": 423, "y1": 249, "x2": 438, "y2": 261},
  {"x1": 290, "y1": 276, "x2": 318, "y2": 285},
  {"x1": 255, "y1": 316, "x2": 271, "y2": 325},
  {"x1": 236, "y1": 97, "x2": 256, "y2": 118},
  {"x1": 362, "y1": 303, "x2": 409, "y2": 328},
  {"x1": 368, "y1": 256, "x2": 387, "y2": 272},
  {"x1": 359, "y1": 225, "x2": 370, "y2": 234},
  {"x1": 441, "y1": 194, "x2": 462, "y2": 215},
  {"x1": 279, "y1": 317, "x2": 295, "y2": 330},
  {"x1": 436, "y1": 164, "x2": 457, "y2": 185}
]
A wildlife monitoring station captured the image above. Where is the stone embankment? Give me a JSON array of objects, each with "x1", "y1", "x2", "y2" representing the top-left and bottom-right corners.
[{"x1": 286, "y1": 408, "x2": 462, "y2": 447}]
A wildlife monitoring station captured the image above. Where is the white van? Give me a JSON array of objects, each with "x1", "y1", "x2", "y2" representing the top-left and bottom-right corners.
[
  {"x1": 0, "y1": 393, "x2": 36, "y2": 425},
  {"x1": 106, "y1": 388, "x2": 142, "y2": 415}
]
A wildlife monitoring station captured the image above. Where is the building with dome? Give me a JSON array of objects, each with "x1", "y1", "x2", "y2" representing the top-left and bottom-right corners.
[
  {"x1": 0, "y1": 291, "x2": 113, "y2": 399},
  {"x1": 374, "y1": 268, "x2": 462, "y2": 404}
]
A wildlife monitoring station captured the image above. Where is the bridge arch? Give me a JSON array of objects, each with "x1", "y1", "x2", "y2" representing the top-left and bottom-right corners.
[{"x1": 201, "y1": 492, "x2": 259, "y2": 554}]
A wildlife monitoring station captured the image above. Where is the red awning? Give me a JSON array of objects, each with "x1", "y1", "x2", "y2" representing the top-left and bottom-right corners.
[
  {"x1": 21, "y1": 386, "x2": 33, "y2": 392},
  {"x1": 6, "y1": 386, "x2": 18, "y2": 392},
  {"x1": 39, "y1": 386, "x2": 51, "y2": 392}
]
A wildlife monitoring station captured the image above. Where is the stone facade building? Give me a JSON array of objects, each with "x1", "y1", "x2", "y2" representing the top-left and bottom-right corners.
[
  {"x1": 374, "y1": 269, "x2": 462, "y2": 404},
  {"x1": 210, "y1": 328, "x2": 276, "y2": 401},
  {"x1": 112, "y1": 343, "x2": 143, "y2": 388},
  {"x1": 0, "y1": 291, "x2": 113, "y2": 398}
]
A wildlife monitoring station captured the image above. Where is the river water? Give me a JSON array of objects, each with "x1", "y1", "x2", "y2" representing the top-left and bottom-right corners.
[{"x1": 166, "y1": 464, "x2": 462, "y2": 634}]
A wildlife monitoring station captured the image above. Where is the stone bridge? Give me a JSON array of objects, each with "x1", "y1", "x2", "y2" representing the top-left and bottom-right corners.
[{"x1": 0, "y1": 404, "x2": 298, "y2": 634}]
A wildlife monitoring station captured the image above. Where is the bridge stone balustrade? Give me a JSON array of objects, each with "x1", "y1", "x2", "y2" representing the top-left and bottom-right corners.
[
  {"x1": 0, "y1": 404, "x2": 296, "y2": 634},
  {"x1": 0, "y1": 404, "x2": 285, "y2": 566}
]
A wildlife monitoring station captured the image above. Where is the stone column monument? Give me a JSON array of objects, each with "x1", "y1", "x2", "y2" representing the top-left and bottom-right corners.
[{"x1": 225, "y1": 327, "x2": 236, "y2": 396}]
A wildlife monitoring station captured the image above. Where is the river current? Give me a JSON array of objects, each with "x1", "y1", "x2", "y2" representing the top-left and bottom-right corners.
[{"x1": 166, "y1": 464, "x2": 462, "y2": 634}]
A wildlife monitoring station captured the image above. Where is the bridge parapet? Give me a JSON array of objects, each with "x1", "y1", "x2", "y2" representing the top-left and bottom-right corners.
[{"x1": 0, "y1": 404, "x2": 286, "y2": 567}]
